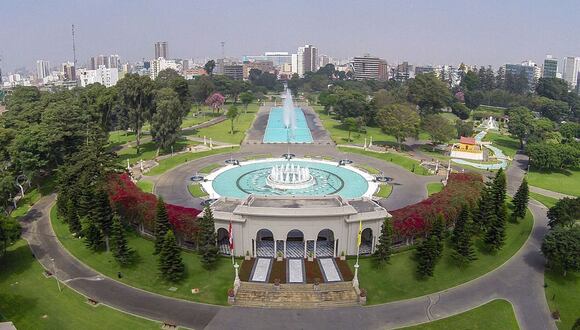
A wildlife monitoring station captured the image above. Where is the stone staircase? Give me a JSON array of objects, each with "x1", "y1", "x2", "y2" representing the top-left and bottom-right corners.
[{"x1": 233, "y1": 281, "x2": 360, "y2": 308}]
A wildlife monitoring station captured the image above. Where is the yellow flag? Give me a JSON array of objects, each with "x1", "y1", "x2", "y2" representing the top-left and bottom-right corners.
[{"x1": 357, "y1": 220, "x2": 362, "y2": 246}]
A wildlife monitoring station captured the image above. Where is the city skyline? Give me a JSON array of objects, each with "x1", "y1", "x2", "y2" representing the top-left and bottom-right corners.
[{"x1": 1, "y1": 0, "x2": 580, "y2": 73}]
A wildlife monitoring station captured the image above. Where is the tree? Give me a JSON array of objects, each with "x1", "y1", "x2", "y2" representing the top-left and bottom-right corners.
[
  {"x1": 536, "y1": 78, "x2": 569, "y2": 101},
  {"x1": 547, "y1": 197, "x2": 580, "y2": 229},
  {"x1": 455, "y1": 119, "x2": 474, "y2": 139},
  {"x1": 226, "y1": 105, "x2": 239, "y2": 135},
  {"x1": 342, "y1": 117, "x2": 358, "y2": 142},
  {"x1": 154, "y1": 69, "x2": 191, "y2": 117},
  {"x1": 484, "y1": 202, "x2": 507, "y2": 252},
  {"x1": 373, "y1": 218, "x2": 393, "y2": 267},
  {"x1": 408, "y1": 73, "x2": 452, "y2": 115},
  {"x1": 154, "y1": 197, "x2": 171, "y2": 255},
  {"x1": 0, "y1": 215, "x2": 21, "y2": 256},
  {"x1": 451, "y1": 206, "x2": 477, "y2": 265},
  {"x1": 204, "y1": 60, "x2": 216, "y2": 76},
  {"x1": 451, "y1": 102, "x2": 471, "y2": 120},
  {"x1": 415, "y1": 235, "x2": 440, "y2": 277},
  {"x1": 318, "y1": 91, "x2": 338, "y2": 114},
  {"x1": 461, "y1": 71, "x2": 480, "y2": 91},
  {"x1": 422, "y1": 114, "x2": 455, "y2": 149},
  {"x1": 541, "y1": 226, "x2": 580, "y2": 276},
  {"x1": 151, "y1": 88, "x2": 182, "y2": 154},
  {"x1": 84, "y1": 219, "x2": 104, "y2": 251},
  {"x1": 198, "y1": 205, "x2": 218, "y2": 269},
  {"x1": 238, "y1": 91, "x2": 255, "y2": 114},
  {"x1": 189, "y1": 76, "x2": 215, "y2": 110},
  {"x1": 376, "y1": 104, "x2": 420, "y2": 149},
  {"x1": 474, "y1": 183, "x2": 495, "y2": 233},
  {"x1": 111, "y1": 214, "x2": 133, "y2": 265},
  {"x1": 158, "y1": 230, "x2": 185, "y2": 282},
  {"x1": 464, "y1": 90, "x2": 484, "y2": 109},
  {"x1": 511, "y1": 178, "x2": 529, "y2": 221},
  {"x1": 205, "y1": 92, "x2": 225, "y2": 113},
  {"x1": 66, "y1": 199, "x2": 82, "y2": 235},
  {"x1": 507, "y1": 107, "x2": 534, "y2": 149},
  {"x1": 333, "y1": 91, "x2": 373, "y2": 123},
  {"x1": 92, "y1": 187, "x2": 114, "y2": 252},
  {"x1": 116, "y1": 74, "x2": 155, "y2": 154},
  {"x1": 430, "y1": 213, "x2": 446, "y2": 257}
]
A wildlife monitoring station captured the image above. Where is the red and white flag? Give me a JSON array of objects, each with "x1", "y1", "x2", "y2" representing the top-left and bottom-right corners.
[{"x1": 228, "y1": 222, "x2": 234, "y2": 252}]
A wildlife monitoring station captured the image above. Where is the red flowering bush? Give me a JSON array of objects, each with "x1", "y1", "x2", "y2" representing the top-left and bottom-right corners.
[
  {"x1": 108, "y1": 173, "x2": 200, "y2": 237},
  {"x1": 391, "y1": 173, "x2": 483, "y2": 239}
]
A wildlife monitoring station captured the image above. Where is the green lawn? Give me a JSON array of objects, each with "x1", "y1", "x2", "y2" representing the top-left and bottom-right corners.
[
  {"x1": 427, "y1": 182, "x2": 444, "y2": 196},
  {"x1": 108, "y1": 130, "x2": 138, "y2": 147},
  {"x1": 529, "y1": 192, "x2": 558, "y2": 209},
  {"x1": 199, "y1": 163, "x2": 221, "y2": 174},
  {"x1": 147, "y1": 146, "x2": 240, "y2": 176},
  {"x1": 116, "y1": 138, "x2": 198, "y2": 166},
  {"x1": 528, "y1": 168, "x2": 580, "y2": 197},
  {"x1": 351, "y1": 209, "x2": 533, "y2": 304},
  {"x1": 190, "y1": 103, "x2": 259, "y2": 144},
  {"x1": 405, "y1": 299, "x2": 518, "y2": 330},
  {"x1": 355, "y1": 164, "x2": 380, "y2": 175},
  {"x1": 181, "y1": 107, "x2": 222, "y2": 128},
  {"x1": 0, "y1": 240, "x2": 158, "y2": 329},
  {"x1": 374, "y1": 185, "x2": 393, "y2": 198},
  {"x1": 136, "y1": 180, "x2": 154, "y2": 193},
  {"x1": 544, "y1": 269, "x2": 579, "y2": 330},
  {"x1": 338, "y1": 146, "x2": 429, "y2": 175},
  {"x1": 482, "y1": 132, "x2": 519, "y2": 158},
  {"x1": 50, "y1": 207, "x2": 235, "y2": 305},
  {"x1": 188, "y1": 184, "x2": 207, "y2": 197}
]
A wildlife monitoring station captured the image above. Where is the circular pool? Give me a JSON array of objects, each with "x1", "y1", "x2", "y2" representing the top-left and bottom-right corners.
[{"x1": 201, "y1": 158, "x2": 378, "y2": 199}]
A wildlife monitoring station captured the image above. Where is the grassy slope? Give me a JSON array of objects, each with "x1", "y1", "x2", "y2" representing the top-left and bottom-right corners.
[
  {"x1": 0, "y1": 240, "x2": 158, "y2": 329},
  {"x1": 529, "y1": 192, "x2": 558, "y2": 209},
  {"x1": 338, "y1": 146, "x2": 429, "y2": 175},
  {"x1": 427, "y1": 182, "x2": 444, "y2": 196},
  {"x1": 528, "y1": 168, "x2": 580, "y2": 197},
  {"x1": 405, "y1": 299, "x2": 518, "y2": 330},
  {"x1": 482, "y1": 132, "x2": 519, "y2": 158},
  {"x1": 188, "y1": 184, "x2": 207, "y2": 197},
  {"x1": 147, "y1": 146, "x2": 240, "y2": 176},
  {"x1": 50, "y1": 207, "x2": 234, "y2": 305},
  {"x1": 190, "y1": 103, "x2": 259, "y2": 144},
  {"x1": 350, "y1": 209, "x2": 533, "y2": 304},
  {"x1": 375, "y1": 185, "x2": 393, "y2": 198},
  {"x1": 544, "y1": 270, "x2": 579, "y2": 330},
  {"x1": 136, "y1": 180, "x2": 154, "y2": 193}
]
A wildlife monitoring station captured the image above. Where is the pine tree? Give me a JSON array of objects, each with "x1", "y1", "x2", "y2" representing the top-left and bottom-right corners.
[
  {"x1": 416, "y1": 235, "x2": 439, "y2": 277},
  {"x1": 474, "y1": 183, "x2": 494, "y2": 233},
  {"x1": 91, "y1": 187, "x2": 114, "y2": 251},
  {"x1": 66, "y1": 199, "x2": 82, "y2": 235},
  {"x1": 84, "y1": 219, "x2": 104, "y2": 251},
  {"x1": 451, "y1": 206, "x2": 477, "y2": 265},
  {"x1": 158, "y1": 230, "x2": 185, "y2": 282},
  {"x1": 430, "y1": 213, "x2": 446, "y2": 258},
  {"x1": 198, "y1": 205, "x2": 218, "y2": 270},
  {"x1": 77, "y1": 183, "x2": 94, "y2": 219},
  {"x1": 154, "y1": 197, "x2": 171, "y2": 255},
  {"x1": 485, "y1": 203, "x2": 507, "y2": 251},
  {"x1": 512, "y1": 178, "x2": 529, "y2": 221},
  {"x1": 373, "y1": 218, "x2": 393, "y2": 267},
  {"x1": 491, "y1": 168, "x2": 507, "y2": 207},
  {"x1": 111, "y1": 214, "x2": 133, "y2": 265}
]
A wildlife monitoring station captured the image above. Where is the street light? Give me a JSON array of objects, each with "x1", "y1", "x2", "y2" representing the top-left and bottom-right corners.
[{"x1": 50, "y1": 258, "x2": 62, "y2": 292}]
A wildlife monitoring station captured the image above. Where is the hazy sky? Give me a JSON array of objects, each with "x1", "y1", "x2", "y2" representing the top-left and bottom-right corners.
[{"x1": 1, "y1": 0, "x2": 580, "y2": 72}]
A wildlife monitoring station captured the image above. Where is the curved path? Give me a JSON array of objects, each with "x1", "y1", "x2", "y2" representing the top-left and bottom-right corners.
[{"x1": 19, "y1": 147, "x2": 556, "y2": 329}]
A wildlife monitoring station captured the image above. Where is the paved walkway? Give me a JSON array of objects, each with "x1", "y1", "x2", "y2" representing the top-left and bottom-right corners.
[{"x1": 529, "y1": 186, "x2": 575, "y2": 199}]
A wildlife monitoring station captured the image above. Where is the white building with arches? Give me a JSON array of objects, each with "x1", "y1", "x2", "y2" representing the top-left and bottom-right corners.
[{"x1": 202, "y1": 195, "x2": 390, "y2": 258}]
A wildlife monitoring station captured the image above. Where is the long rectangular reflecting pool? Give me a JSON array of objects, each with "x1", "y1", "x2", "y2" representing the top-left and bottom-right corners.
[{"x1": 263, "y1": 107, "x2": 313, "y2": 143}]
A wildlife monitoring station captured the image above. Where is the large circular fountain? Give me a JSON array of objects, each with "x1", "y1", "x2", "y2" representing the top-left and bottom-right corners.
[{"x1": 201, "y1": 158, "x2": 377, "y2": 199}]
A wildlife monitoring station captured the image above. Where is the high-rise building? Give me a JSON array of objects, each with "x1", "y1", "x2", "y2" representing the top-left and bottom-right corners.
[
  {"x1": 223, "y1": 64, "x2": 244, "y2": 80},
  {"x1": 78, "y1": 65, "x2": 119, "y2": 87},
  {"x1": 36, "y1": 60, "x2": 50, "y2": 79},
  {"x1": 155, "y1": 41, "x2": 169, "y2": 59},
  {"x1": 150, "y1": 57, "x2": 180, "y2": 79},
  {"x1": 504, "y1": 60, "x2": 541, "y2": 92},
  {"x1": 542, "y1": 55, "x2": 558, "y2": 79},
  {"x1": 61, "y1": 62, "x2": 76, "y2": 81},
  {"x1": 109, "y1": 55, "x2": 120, "y2": 69},
  {"x1": 351, "y1": 55, "x2": 388, "y2": 80},
  {"x1": 297, "y1": 44, "x2": 318, "y2": 77},
  {"x1": 562, "y1": 56, "x2": 580, "y2": 90},
  {"x1": 242, "y1": 52, "x2": 292, "y2": 68}
]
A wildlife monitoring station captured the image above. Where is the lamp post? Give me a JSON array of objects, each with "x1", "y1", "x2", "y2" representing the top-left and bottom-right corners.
[{"x1": 50, "y1": 258, "x2": 62, "y2": 292}]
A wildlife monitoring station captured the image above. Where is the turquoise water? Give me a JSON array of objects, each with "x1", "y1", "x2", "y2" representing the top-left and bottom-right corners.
[
  {"x1": 263, "y1": 107, "x2": 313, "y2": 143},
  {"x1": 211, "y1": 160, "x2": 369, "y2": 198}
]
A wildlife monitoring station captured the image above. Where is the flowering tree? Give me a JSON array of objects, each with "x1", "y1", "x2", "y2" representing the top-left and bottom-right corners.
[{"x1": 205, "y1": 92, "x2": 225, "y2": 113}]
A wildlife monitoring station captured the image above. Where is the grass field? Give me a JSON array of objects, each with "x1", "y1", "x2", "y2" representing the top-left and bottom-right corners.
[
  {"x1": 482, "y1": 132, "x2": 519, "y2": 158},
  {"x1": 189, "y1": 103, "x2": 259, "y2": 144},
  {"x1": 108, "y1": 130, "x2": 138, "y2": 147},
  {"x1": 116, "y1": 138, "x2": 200, "y2": 166},
  {"x1": 375, "y1": 185, "x2": 393, "y2": 198},
  {"x1": 529, "y1": 192, "x2": 558, "y2": 209},
  {"x1": 147, "y1": 146, "x2": 240, "y2": 176},
  {"x1": 405, "y1": 299, "x2": 518, "y2": 330},
  {"x1": 544, "y1": 269, "x2": 579, "y2": 330},
  {"x1": 181, "y1": 107, "x2": 221, "y2": 128},
  {"x1": 427, "y1": 182, "x2": 444, "y2": 196},
  {"x1": 528, "y1": 168, "x2": 580, "y2": 197},
  {"x1": 338, "y1": 146, "x2": 429, "y2": 175},
  {"x1": 188, "y1": 184, "x2": 207, "y2": 197},
  {"x1": 50, "y1": 207, "x2": 235, "y2": 305},
  {"x1": 350, "y1": 209, "x2": 533, "y2": 304},
  {"x1": 136, "y1": 180, "x2": 154, "y2": 193},
  {"x1": 355, "y1": 164, "x2": 380, "y2": 174},
  {"x1": 0, "y1": 240, "x2": 158, "y2": 329}
]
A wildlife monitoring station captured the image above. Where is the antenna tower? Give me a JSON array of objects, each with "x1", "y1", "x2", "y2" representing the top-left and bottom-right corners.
[
  {"x1": 220, "y1": 41, "x2": 225, "y2": 59},
  {"x1": 72, "y1": 24, "x2": 77, "y2": 66}
]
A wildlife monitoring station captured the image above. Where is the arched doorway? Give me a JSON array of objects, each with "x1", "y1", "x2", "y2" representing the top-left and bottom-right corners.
[
  {"x1": 316, "y1": 229, "x2": 335, "y2": 257},
  {"x1": 286, "y1": 229, "x2": 304, "y2": 258},
  {"x1": 361, "y1": 228, "x2": 373, "y2": 255},
  {"x1": 256, "y1": 229, "x2": 274, "y2": 257},
  {"x1": 217, "y1": 228, "x2": 230, "y2": 255}
]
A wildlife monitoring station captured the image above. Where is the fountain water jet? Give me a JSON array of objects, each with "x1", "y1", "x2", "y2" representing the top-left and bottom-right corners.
[
  {"x1": 266, "y1": 163, "x2": 316, "y2": 190},
  {"x1": 282, "y1": 88, "x2": 297, "y2": 130}
]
